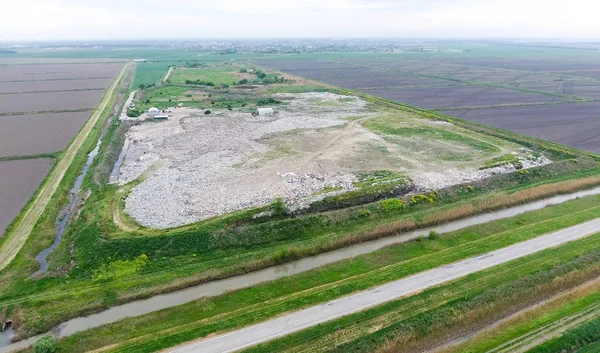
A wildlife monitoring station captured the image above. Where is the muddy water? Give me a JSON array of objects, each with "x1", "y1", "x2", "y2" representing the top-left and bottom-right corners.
[
  {"x1": 33, "y1": 136, "x2": 102, "y2": 275},
  {"x1": 108, "y1": 138, "x2": 129, "y2": 184},
  {"x1": 3, "y1": 187, "x2": 600, "y2": 352}
]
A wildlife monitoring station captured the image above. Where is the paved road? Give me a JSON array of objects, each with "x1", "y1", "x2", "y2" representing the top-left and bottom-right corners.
[{"x1": 170, "y1": 218, "x2": 600, "y2": 353}]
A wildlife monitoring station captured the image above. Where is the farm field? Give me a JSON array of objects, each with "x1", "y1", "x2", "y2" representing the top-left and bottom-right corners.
[
  {"x1": 449, "y1": 103, "x2": 600, "y2": 153},
  {"x1": 0, "y1": 112, "x2": 92, "y2": 157},
  {"x1": 0, "y1": 159, "x2": 52, "y2": 235},
  {"x1": 258, "y1": 56, "x2": 600, "y2": 154},
  {"x1": 0, "y1": 62, "x2": 123, "y2": 81},
  {"x1": 0, "y1": 77, "x2": 113, "y2": 93},
  {"x1": 0, "y1": 59, "x2": 124, "y2": 237},
  {"x1": 0, "y1": 90, "x2": 103, "y2": 114}
]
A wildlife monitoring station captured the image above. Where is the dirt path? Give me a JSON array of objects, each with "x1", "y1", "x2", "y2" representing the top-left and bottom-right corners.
[
  {"x1": 163, "y1": 67, "x2": 173, "y2": 83},
  {"x1": 0, "y1": 63, "x2": 128, "y2": 272},
  {"x1": 120, "y1": 90, "x2": 137, "y2": 120}
]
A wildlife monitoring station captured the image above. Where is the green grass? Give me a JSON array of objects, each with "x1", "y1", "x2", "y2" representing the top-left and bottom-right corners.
[
  {"x1": 366, "y1": 122, "x2": 501, "y2": 155},
  {"x1": 423, "y1": 280, "x2": 600, "y2": 353},
  {"x1": 245, "y1": 248, "x2": 600, "y2": 353},
  {"x1": 132, "y1": 61, "x2": 175, "y2": 88},
  {"x1": 481, "y1": 153, "x2": 523, "y2": 170},
  {"x1": 47, "y1": 227, "x2": 600, "y2": 353},
  {"x1": 170, "y1": 66, "x2": 240, "y2": 85},
  {"x1": 526, "y1": 316, "x2": 600, "y2": 353}
]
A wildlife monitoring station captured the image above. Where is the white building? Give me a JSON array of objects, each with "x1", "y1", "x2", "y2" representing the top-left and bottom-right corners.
[
  {"x1": 148, "y1": 107, "x2": 160, "y2": 117},
  {"x1": 257, "y1": 107, "x2": 274, "y2": 116}
]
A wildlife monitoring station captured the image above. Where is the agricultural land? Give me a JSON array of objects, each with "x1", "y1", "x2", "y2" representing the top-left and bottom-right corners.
[{"x1": 1, "y1": 41, "x2": 600, "y2": 353}]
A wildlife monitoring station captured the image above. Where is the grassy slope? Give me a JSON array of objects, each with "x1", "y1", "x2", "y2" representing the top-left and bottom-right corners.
[
  {"x1": 29, "y1": 195, "x2": 600, "y2": 352},
  {"x1": 408, "y1": 278, "x2": 600, "y2": 353}
]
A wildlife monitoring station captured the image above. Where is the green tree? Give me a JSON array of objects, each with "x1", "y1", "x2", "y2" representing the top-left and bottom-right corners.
[{"x1": 204, "y1": 110, "x2": 211, "y2": 115}]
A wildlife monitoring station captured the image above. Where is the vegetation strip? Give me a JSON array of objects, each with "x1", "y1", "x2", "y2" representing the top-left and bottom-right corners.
[
  {"x1": 435, "y1": 279, "x2": 600, "y2": 353},
  {"x1": 245, "y1": 250, "x2": 600, "y2": 353},
  {"x1": 56, "y1": 232, "x2": 600, "y2": 352},
  {"x1": 525, "y1": 315, "x2": 600, "y2": 353},
  {"x1": 21, "y1": 197, "x2": 600, "y2": 352},
  {"x1": 0, "y1": 63, "x2": 127, "y2": 271}
]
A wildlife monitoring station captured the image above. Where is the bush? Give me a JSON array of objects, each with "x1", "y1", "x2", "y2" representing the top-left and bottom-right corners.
[
  {"x1": 204, "y1": 110, "x2": 211, "y2": 115},
  {"x1": 378, "y1": 198, "x2": 404, "y2": 213},
  {"x1": 357, "y1": 209, "x2": 372, "y2": 218},
  {"x1": 427, "y1": 230, "x2": 438, "y2": 240},
  {"x1": 126, "y1": 109, "x2": 141, "y2": 118},
  {"x1": 269, "y1": 197, "x2": 288, "y2": 216},
  {"x1": 257, "y1": 98, "x2": 282, "y2": 106},
  {"x1": 33, "y1": 335, "x2": 57, "y2": 353}
]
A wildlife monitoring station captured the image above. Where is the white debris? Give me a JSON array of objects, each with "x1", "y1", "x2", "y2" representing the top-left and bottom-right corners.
[{"x1": 119, "y1": 94, "x2": 371, "y2": 229}]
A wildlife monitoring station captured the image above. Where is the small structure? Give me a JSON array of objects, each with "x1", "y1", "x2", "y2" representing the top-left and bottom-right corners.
[
  {"x1": 148, "y1": 107, "x2": 160, "y2": 117},
  {"x1": 256, "y1": 107, "x2": 274, "y2": 116},
  {"x1": 154, "y1": 114, "x2": 169, "y2": 120}
]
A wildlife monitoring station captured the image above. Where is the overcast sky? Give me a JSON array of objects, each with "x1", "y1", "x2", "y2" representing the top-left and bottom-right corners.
[{"x1": 2, "y1": 0, "x2": 599, "y2": 41}]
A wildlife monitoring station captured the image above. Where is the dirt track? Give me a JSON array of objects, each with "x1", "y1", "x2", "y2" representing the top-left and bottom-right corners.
[{"x1": 0, "y1": 63, "x2": 128, "y2": 272}]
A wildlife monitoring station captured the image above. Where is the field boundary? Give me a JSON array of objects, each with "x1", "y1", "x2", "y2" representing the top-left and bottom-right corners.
[{"x1": 0, "y1": 63, "x2": 128, "y2": 271}]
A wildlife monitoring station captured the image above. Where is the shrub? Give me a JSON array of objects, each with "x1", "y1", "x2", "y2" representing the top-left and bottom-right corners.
[
  {"x1": 378, "y1": 199, "x2": 404, "y2": 213},
  {"x1": 126, "y1": 109, "x2": 141, "y2": 118},
  {"x1": 204, "y1": 110, "x2": 211, "y2": 115},
  {"x1": 269, "y1": 197, "x2": 288, "y2": 216},
  {"x1": 273, "y1": 247, "x2": 300, "y2": 263},
  {"x1": 467, "y1": 185, "x2": 474, "y2": 192},
  {"x1": 415, "y1": 235, "x2": 425, "y2": 242},
  {"x1": 257, "y1": 97, "x2": 282, "y2": 106},
  {"x1": 33, "y1": 335, "x2": 57, "y2": 353},
  {"x1": 427, "y1": 230, "x2": 438, "y2": 240},
  {"x1": 357, "y1": 209, "x2": 372, "y2": 218}
]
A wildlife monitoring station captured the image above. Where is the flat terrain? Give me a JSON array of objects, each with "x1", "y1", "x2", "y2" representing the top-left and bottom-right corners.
[
  {"x1": 172, "y1": 218, "x2": 600, "y2": 353},
  {"x1": 2, "y1": 47, "x2": 600, "y2": 353},
  {"x1": 449, "y1": 103, "x2": 600, "y2": 152},
  {"x1": 365, "y1": 85, "x2": 561, "y2": 109},
  {"x1": 0, "y1": 112, "x2": 92, "y2": 157},
  {"x1": 0, "y1": 62, "x2": 123, "y2": 82},
  {"x1": 0, "y1": 90, "x2": 103, "y2": 114},
  {"x1": 0, "y1": 159, "x2": 52, "y2": 235},
  {"x1": 258, "y1": 56, "x2": 600, "y2": 153},
  {"x1": 0, "y1": 77, "x2": 113, "y2": 93},
  {"x1": 0, "y1": 60, "x2": 124, "y2": 237}
]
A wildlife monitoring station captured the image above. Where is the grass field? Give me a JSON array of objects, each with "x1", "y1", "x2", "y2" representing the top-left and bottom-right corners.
[
  {"x1": 170, "y1": 66, "x2": 241, "y2": 85},
  {"x1": 131, "y1": 61, "x2": 175, "y2": 88}
]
